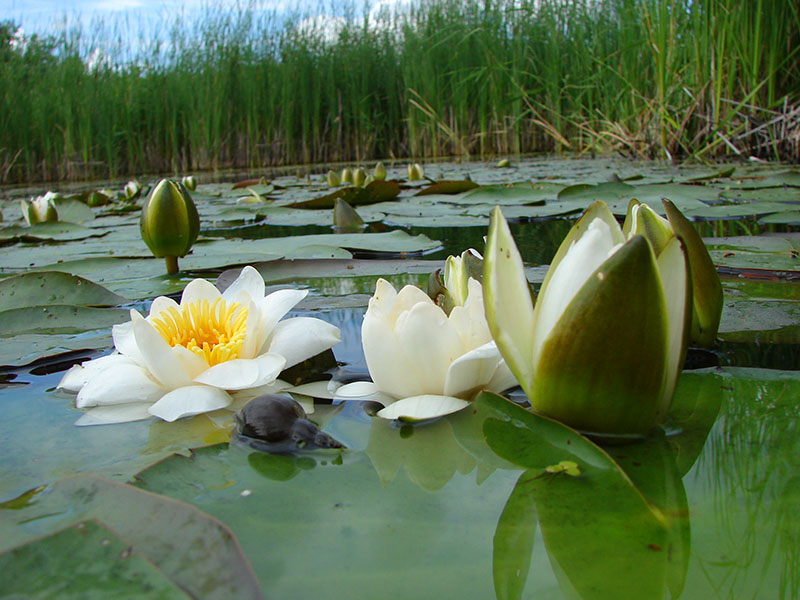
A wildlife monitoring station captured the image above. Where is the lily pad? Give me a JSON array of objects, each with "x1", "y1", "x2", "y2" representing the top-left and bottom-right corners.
[
  {"x1": 289, "y1": 180, "x2": 401, "y2": 209},
  {"x1": 414, "y1": 180, "x2": 479, "y2": 196},
  {"x1": 0, "y1": 271, "x2": 127, "y2": 311},
  {"x1": 0, "y1": 519, "x2": 190, "y2": 599},
  {"x1": 0, "y1": 475, "x2": 261, "y2": 600},
  {"x1": 0, "y1": 222, "x2": 108, "y2": 242},
  {"x1": 0, "y1": 305, "x2": 129, "y2": 336}
]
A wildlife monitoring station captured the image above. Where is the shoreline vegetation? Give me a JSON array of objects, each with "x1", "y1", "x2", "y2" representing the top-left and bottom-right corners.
[{"x1": 2, "y1": 0, "x2": 798, "y2": 184}]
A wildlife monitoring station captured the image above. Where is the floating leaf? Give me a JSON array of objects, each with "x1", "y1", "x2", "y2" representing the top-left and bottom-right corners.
[
  {"x1": 0, "y1": 305, "x2": 129, "y2": 336},
  {"x1": 0, "y1": 222, "x2": 108, "y2": 242},
  {"x1": 290, "y1": 180, "x2": 400, "y2": 209},
  {"x1": 414, "y1": 180, "x2": 479, "y2": 196},
  {"x1": 0, "y1": 271, "x2": 126, "y2": 311},
  {"x1": 0, "y1": 520, "x2": 189, "y2": 599},
  {"x1": 0, "y1": 475, "x2": 261, "y2": 600}
]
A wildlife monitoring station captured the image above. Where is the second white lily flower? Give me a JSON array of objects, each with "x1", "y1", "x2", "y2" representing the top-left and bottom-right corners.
[{"x1": 337, "y1": 277, "x2": 516, "y2": 421}]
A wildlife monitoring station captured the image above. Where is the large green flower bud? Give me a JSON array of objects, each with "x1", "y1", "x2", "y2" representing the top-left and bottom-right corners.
[{"x1": 140, "y1": 179, "x2": 200, "y2": 274}]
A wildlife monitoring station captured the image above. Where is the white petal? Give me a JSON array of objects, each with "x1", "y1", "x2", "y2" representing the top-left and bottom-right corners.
[
  {"x1": 443, "y1": 341, "x2": 505, "y2": 399},
  {"x1": 362, "y1": 307, "x2": 417, "y2": 398},
  {"x1": 267, "y1": 317, "x2": 341, "y2": 369},
  {"x1": 180, "y1": 278, "x2": 221, "y2": 304},
  {"x1": 256, "y1": 288, "x2": 308, "y2": 334},
  {"x1": 447, "y1": 279, "x2": 492, "y2": 350},
  {"x1": 286, "y1": 380, "x2": 338, "y2": 399},
  {"x1": 222, "y1": 265, "x2": 265, "y2": 303},
  {"x1": 111, "y1": 318, "x2": 144, "y2": 365},
  {"x1": 171, "y1": 345, "x2": 209, "y2": 379},
  {"x1": 76, "y1": 362, "x2": 165, "y2": 408},
  {"x1": 147, "y1": 296, "x2": 179, "y2": 319},
  {"x1": 377, "y1": 395, "x2": 470, "y2": 421},
  {"x1": 486, "y1": 359, "x2": 518, "y2": 393},
  {"x1": 387, "y1": 284, "x2": 434, "y2": 326},
  {"x1": 533, "y1": 217, "x2": 619, "y2": 364},
  {"x1": 148, "y1": 385, "x2": 232, "y2": 421},
  {"x1": 193, "y1": 352, "x2": 285, "y2": 390},
  {"x1": 75, "y1": 403, "x2": 155, "y2": 426},
  {"x1": 58, "y1": 354, "x2": 136, "y2": 392},
  {"x1": 392, "y1": 301, "x2": 463, "y2": 396},
  {"x1": 334, "y1": 381, "x2": 382, "y2": 398},
  {"x1": 367, "y1": 278, "x2": 398, "y2": 319},
  {"x1": 131, "y1": 312, "x2": 193, "y2": 389}
]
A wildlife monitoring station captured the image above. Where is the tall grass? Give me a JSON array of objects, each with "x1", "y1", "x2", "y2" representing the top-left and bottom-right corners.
[{"x1": 1, "y1": 0, "x2": 798, "y2": 183}]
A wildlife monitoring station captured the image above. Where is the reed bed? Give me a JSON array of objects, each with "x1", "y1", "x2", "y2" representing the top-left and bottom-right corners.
[{"x1": 1, "y1": 0, "x2": 798, "y2": 183}]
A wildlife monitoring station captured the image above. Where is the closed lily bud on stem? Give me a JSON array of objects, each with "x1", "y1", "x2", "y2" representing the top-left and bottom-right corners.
[{"x1": 140, "y1": 179, "x2": 200, "y2": 275}]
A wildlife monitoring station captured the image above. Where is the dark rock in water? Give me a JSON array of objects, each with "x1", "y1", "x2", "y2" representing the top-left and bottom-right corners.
[{"x1": 235, "y1": 394, "x2": 344, "y2": 454}]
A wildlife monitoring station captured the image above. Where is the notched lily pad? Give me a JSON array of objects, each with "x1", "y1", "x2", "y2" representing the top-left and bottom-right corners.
[
  {"x1": 0, "y1": 222, "x2": 108, "y2": 242},
  {"x1": 0, "y1": 271, "x2": 127, "y2": 311},
  {"x1": 0, "y1": 519, "x2": 190, "y2": 599},
  {"x1": 290, "y1": 180, "x2": 401, "y2": 209},
  {"x1": 0, "y1": 475, "x2": 261, "y2": 600},
  {"x1": 0, "y1": 305, "x2": 129, "y2": 336}
]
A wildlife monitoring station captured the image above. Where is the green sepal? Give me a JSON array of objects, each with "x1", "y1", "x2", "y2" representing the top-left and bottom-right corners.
[
  {"x1": 663, "y1": 199, "x2": 722, "y2": 347},
  {"x1": 532, "y1": 235, "x2": 669, "y2": 436},
  {"x1": 139, "y1": 179, "x2": 200, "y2": 259}
]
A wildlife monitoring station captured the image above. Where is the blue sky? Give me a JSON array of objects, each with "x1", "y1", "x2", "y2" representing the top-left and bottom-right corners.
[{"x1": 1, "y1": 0, "x2": 413, "y2": 37}]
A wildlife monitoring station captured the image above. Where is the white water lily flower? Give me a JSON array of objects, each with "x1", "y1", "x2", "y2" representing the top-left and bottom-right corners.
[
  {"x1": 336, "y1": 277, "x2": 516, "y2": 421},
  {"x1": 21, "y1": 191, "x2": 59, "y2": 225},
  {"x1": 58, "y1": 266, "x2": 341, "y2": 425},
  {"x1": 484, "y1": 202, "x2": 691, "y2": 437}
]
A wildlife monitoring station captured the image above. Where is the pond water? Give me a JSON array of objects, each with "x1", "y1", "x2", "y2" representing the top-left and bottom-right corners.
[{"x1": 1, "y1": 157, "x2": 799, "y2": 598}]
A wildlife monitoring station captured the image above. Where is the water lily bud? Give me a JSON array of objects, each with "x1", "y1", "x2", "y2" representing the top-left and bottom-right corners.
[
  {"x1": 326, "y1": 170, "x2": 341, "y2": 187},
  {"x1": 140, "y1": 179, "x2": 200, "y2": 274},
  {"x1": 181, "y1": 175, "x2": 197, "y2": 192},
  {"x1": 21, "y1": 192, "x2": 59, "y2": 225},
  {"x1": 354, "y1": 167, "x2": 367, "y2": 187},
  {"x1": 623, "y1": 199, "x2": 722, "y2": 347},
  {"x1": 373, "y1": 161, "x2": 387, "y2": 180},
  {"x1": 124, "y1": 180, "x2": 142, "y2": 200},
  {"x1": 443, "y1": 248, "x2": 484, "y2": 307},
  {"x1": 497, "y1": 158, "x2": 511, "y2": 168},
  {"x1": 87, "y1": 190, "x2": 112, "y2": 207},
  {"x1": 408, "y1": 163, "x2": 424, "y2": 181},
  {"x1": 484, "y1": 202, "x2": 691, "y2": 438},
  {"x1": 341, "y1": 167, "x2": 354, "y2": 185},
  {"x1": 333, "y1": 198, "x2": 365, "y2": 232}
]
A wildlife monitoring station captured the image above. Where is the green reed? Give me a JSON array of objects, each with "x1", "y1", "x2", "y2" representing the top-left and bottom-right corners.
[{"x1": 1, "y1": 0, "x2": 797, "y2": 183}]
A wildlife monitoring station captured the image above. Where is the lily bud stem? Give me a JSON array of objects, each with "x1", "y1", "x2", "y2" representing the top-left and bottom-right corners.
[{"x1": 165, "y1": 255, "x2": 179, "y2": 274}]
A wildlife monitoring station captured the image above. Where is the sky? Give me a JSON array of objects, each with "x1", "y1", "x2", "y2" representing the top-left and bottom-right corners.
[{"x1": 1, "y1": 0, "x2": 415, "y2": 38}]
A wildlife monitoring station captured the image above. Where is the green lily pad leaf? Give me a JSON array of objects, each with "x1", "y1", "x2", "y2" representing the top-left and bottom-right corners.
[
  {"x1": 492, "y1": 471, "x2": 537, "y2": 600},
  {"x1": 0, "y1": 271, "x2": 127, "y2": 311},
  {"x1": 283, "y1": 244, "x2": 353, "y2": 259},
  {"x1": 709, "y1": 235, "x2": 800, "y2": 272},
  {"x1": 290, "y1": 180, "x2": 400, "y2": 209},
  {"x1": 459, "y1": 182, "x2": 559, "y2": 205},
  {"x1": 414, "y1": 180, "x2": 479, "y2": 196},
  {"x1": 0, "y1": 331, "x2": 113, "y2": 367},
  {"x1": 557, "y1": 181, "x2": 633, "y2": 201},
  {"x1": 758, "y1": 210, "x2": 800, "y2": 225},
  {"x1": 0, "y1": 305, "x2": 129, "y2": 336},
  {"x1": 724, "y1": 170, "x2": 800, "y2": 189},
  {"x1": 0, "y1": 475, "x2": 261, "y2": 600},
  {"x1": 684, "y1": 202, "x2": 789, "y2": 220},
  {"x1": 0, "y1": 519, "x2": 190, "y2": 599},
  {"x1": 721, "y1": 187, "x2": 800, "y2": 203},
  {"x1": 0, "y1": 222, "x2": 108, "y2": 242},
  {"x1": 478, "y1": 392, "x2": 672, "y2": 600},
  {"x1": 53, "y1": 197, "x2": 96, "y2": 223},
  {"x1": 384, "y1": 214, "x2": 489, "y2": 227}
]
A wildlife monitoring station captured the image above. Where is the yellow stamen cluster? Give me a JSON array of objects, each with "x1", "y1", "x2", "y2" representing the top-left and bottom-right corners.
[{"x1": 150, "y1": 298, "x2": 249, "y2": 366}]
